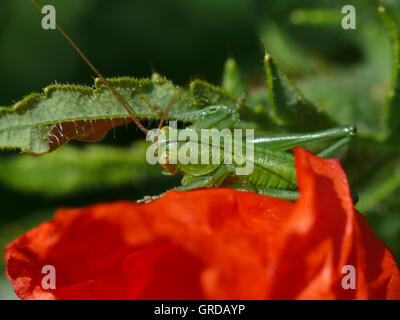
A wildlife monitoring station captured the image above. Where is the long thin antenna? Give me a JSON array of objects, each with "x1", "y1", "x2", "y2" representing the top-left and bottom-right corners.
[
  {"x1": 157, "y1": 95, "x2": 178, "y2": 131},
  {"x1": 32, "y1": 0, "x2": 148, "y2": 135},
  {"x1": 150, "y1": 94, "x2": 179, "y2": 143}
]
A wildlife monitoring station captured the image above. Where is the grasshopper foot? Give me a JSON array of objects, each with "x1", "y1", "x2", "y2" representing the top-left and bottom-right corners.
[{"x1": 137, "y1": 195, "x2": 159, "y2": 204}]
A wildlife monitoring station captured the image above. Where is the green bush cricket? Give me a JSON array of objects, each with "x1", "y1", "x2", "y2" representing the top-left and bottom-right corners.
[{"x1": 144, "y1": 108, "x2": 356, "y2": 201}]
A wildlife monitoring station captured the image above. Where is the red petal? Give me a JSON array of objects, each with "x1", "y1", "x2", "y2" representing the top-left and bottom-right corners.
[
  {"x1": 264, "y1": 148, "x2": 400, "y2": 299},
  {"x1": 5, "y1": 190, "x2": 293, "y2": 299},
  {"x1": 4, "y1": 148, "x2": 400, "y2": 299}
]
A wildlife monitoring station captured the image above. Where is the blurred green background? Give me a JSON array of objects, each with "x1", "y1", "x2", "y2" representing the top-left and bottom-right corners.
[{"x1": 1, "y1": 0, "x2": 400, "y2": 299}]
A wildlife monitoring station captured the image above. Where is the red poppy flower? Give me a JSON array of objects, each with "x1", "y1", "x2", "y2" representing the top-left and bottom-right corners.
[{"x1": 4, "y1": 148, "x2": 400, "y2": 299}]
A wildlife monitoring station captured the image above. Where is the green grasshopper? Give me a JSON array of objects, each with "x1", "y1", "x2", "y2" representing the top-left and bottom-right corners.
[
  {"x1": 30, "y1": 0, "x2": 356, "y2": 202},
  {"x1": 143, "y1": 106, "x2": 356, "y2": 202}
]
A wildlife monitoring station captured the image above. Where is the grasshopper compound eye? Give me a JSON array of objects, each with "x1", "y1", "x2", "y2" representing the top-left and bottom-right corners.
[{"x1": 161, "y1": 126, "x2": 171, "y2": 134}]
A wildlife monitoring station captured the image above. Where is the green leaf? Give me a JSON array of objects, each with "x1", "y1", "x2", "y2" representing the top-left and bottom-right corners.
[
  {"x1": 378, "y1": 3, "x2": 400, "y2": 141},
  {"x1": 221, "y1": 58, "x2": 246, "y2": 96},
  {"x1": 263, "y1": 52, "x2": 337, "y2": 131},
  {"x1": 289, "y1": 8, "x2": 342, "y2": 26},
  {"x1": 259, "y1": 21, "x2": 316, "y2": 76},
  {"x1": 356, "y1": 159, "x2": 400, "y2": 213},
  {"x1": 0, "y1": 142, "x2": 162, "y2": 197},
  {"x1": 190, "y1": 79, "x2": 239, "y2": 108},
  {"x1": 0, "y1": 77, "x2": 203, "y2": 155},
  {"x1": 190, "y1": 79, "x2": 282, "y2": 131},
  {"x1": 241, "y1": 87, "x2": 284, "y2": 131},
  {"x1": 299, "y1": 69, "x2": 388, "y2": 137}
]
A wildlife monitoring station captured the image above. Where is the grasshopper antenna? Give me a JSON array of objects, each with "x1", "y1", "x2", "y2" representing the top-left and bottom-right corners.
[
  {"x1": 152, "y1": 94, "x2": 180, "y2": 144},
  {"x1": 157, "y1": 95, "x2": 179, "y2": 131},
  {"x1": 31, "y1": 0, "x2": 148, "y2": 135}
]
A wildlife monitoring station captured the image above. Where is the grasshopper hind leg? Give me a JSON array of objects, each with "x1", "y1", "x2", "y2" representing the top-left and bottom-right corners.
[
  {"x1": 317, "y1": 137, "x2": 352, "y2": 158},
  {"x1": 251, "y1": 126, "x2": 356, "y2": 154}
]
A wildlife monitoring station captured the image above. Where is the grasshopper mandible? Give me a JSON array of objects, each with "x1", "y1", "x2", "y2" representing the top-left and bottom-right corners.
[{"x1": 31, "y1": 0, "x2": 357, "y2": 202}]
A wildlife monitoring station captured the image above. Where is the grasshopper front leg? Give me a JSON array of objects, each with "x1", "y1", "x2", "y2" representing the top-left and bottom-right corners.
[
  {"x1": 137, "y1": 166, "x2": 231, "y2": 203},
  {"x1": 176, "y1": 166, "x2": 231, "y2": 191}
]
